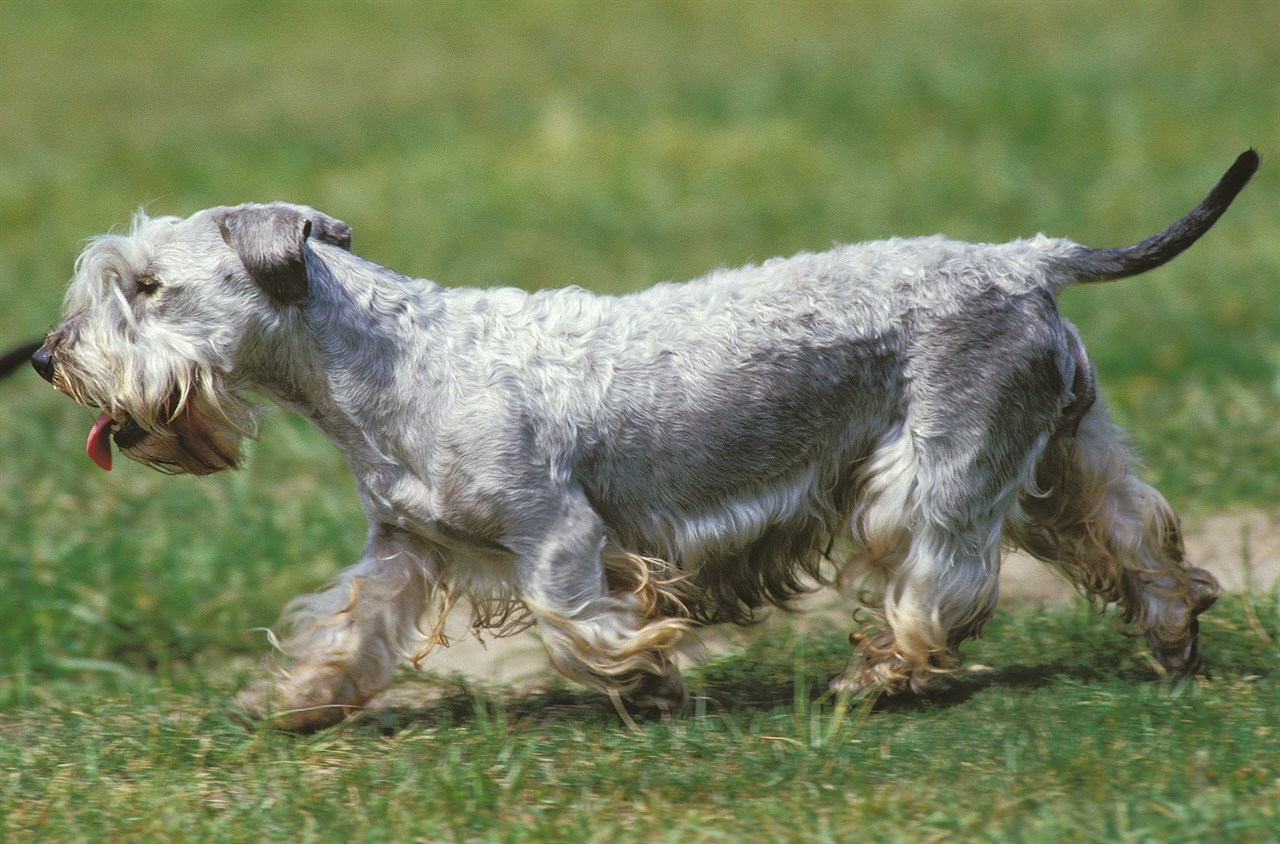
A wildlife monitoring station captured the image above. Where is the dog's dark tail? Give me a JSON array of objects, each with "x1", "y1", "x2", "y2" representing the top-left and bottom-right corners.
[
  {"x1": 1062, "y1": 149, "x2": 1258, "y2": 283},
  {"x1": 0, "y1": 339, "x2": 43, "y2": 380}
]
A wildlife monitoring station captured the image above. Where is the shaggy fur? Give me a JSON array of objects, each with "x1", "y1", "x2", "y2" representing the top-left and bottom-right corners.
[{"x1": 34, "y1": 151, "x2": 1256, "y2": 730}]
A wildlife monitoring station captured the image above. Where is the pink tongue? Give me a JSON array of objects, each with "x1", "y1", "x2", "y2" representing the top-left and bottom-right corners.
[{"x1": 87, "y1": 412, "x2": 114, "y2": 471}]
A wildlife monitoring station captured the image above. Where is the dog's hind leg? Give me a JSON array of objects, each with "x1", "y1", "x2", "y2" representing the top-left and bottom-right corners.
[
  {"x1": 835, "y1": 488, "x2": 1011, "y2": 695},
  {"x1": 512, "y1": 489, "x2": 688, "y2": 712},
  {"x1": 832, "y1": 423, "x2": 1030, "y2": 696},
  {"x1": 834, "y1": 296, "x2": 1072, "y2": 695},
  {"x1": 234, "y1": 526, "x2": 443, "y2": 731},
  {"x1": 1007, "y1": 398, "x2": 1219, "y2": 677}
]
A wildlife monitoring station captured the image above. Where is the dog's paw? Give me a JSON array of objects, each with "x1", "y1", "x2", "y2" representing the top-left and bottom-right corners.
[{"x1": 231, "y1": 672, "x2": 363, "y2": 732}]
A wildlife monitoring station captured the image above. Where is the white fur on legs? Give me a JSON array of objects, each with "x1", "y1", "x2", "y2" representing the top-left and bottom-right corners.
[
  {"x1": 234, "y1": 527, "x2": 442, "y2": 730},
  {"x1": 531, "y1": 594, "x2": 688, "y2": 709},
  {"x1": 890, "y1": 530, "x2": 1003, "y2": 680},
  {"x1": 834, "y1": 522, "x2": 1007, "y2": 695},
  {"x1": 833, "y1": 425, "x2": 1046, "y2": 695},
  {"x1": 513, "y1": 495, "x2": 690, "y2": 710}
]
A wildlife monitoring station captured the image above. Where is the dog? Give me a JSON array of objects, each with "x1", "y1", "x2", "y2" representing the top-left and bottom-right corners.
[{"x1": 33, "y1": 151, "x2": 1256, "y2": 729}]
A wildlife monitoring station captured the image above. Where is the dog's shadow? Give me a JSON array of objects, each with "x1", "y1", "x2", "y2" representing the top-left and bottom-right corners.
[
  {"x1": 343, "y1": 652, "x2": 1160, "y2": 734},
  {"x1": 353, "y1": 679, "x2": 639, "y2": 734}
]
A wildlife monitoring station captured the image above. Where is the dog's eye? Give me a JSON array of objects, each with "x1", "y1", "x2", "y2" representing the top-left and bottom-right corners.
[{"x1": 135, "y1": 274, "x2": 161, "y2": 296}]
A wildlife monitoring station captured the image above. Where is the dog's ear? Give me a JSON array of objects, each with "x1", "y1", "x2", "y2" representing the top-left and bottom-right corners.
[
  {"x1": 215, "y1": 204, "x2": 352, "y2": 306},
  {"x1": 307, "y1": 211, "x2": 353, "y2": 251}
]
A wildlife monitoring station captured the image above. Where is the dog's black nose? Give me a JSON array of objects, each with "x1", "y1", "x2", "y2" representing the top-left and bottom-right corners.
[{"x1": 31, "y1": 343, "x2": 56, "y2": 383}]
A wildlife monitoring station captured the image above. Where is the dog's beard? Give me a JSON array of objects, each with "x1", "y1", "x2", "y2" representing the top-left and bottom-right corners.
[
  {"x1": 111, "y1": 398, "x2": 248, "y2": 475},
  {"x1": 70, "y1": 376, "x2": 253, "y2": 476}
]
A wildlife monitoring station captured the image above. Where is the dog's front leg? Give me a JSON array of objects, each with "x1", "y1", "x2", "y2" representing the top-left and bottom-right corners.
[
  {"x1": 234, "y1": 525, "x2": 441, "y2": 731},
  {"x1": 513, "y1": 491, "x2": 688, "y2": 713}
]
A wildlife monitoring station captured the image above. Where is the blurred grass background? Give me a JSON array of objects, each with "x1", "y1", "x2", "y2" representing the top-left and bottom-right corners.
[{"x1": 0, "y1": 0, "x2": 1275, "y2": 694}]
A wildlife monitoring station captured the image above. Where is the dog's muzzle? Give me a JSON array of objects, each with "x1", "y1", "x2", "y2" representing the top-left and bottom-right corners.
[{"x1": 32, "y1": 331, "x2": 150, "y2": 471}]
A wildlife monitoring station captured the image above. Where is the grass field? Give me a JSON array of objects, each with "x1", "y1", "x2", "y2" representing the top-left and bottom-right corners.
[
  {"x1": 1, "y1": 1, "x2": 1277, "y2": 841},
  {"x1": 3, "y1": 600, "x2": 1279, "y2": 842}
]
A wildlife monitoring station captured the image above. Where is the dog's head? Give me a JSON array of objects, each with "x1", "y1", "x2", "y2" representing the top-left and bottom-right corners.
[{"x1": 34, "y1": 202, "x2": 352, "y2": 474}]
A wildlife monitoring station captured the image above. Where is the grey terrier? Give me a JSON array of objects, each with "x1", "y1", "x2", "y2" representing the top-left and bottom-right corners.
[{"x1": 34, "y1": 151, "x2": 1256, "y2": 730}]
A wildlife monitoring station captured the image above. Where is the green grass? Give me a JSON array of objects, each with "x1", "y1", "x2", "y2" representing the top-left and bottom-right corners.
[
  {"x1": 1, "y1": 1, "x2": 1277, "y2": 841},
  {"x1": 3, "y1": 598, "x2": 1279, "y2": 842}
]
